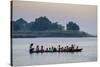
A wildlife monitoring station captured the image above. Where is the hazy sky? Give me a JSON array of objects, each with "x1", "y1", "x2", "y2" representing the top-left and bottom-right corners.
[{"x1": 12, "y1": 1, "x2": 97, "y2": 35}]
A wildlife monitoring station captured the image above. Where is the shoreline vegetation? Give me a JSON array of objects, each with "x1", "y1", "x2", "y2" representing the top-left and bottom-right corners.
[
  {"x1": 12, "y1": 31, "x2": 96, "y2": 38},
  {"x1": 11, "y1": 16, "x2": 96, "y2": 38}
]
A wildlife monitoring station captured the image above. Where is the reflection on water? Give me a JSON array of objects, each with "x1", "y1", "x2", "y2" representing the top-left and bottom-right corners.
[{"x1": 12, "y1": 37, "x2": 97, "y2": 66}]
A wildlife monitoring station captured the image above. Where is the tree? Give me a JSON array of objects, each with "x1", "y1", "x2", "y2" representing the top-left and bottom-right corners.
[
  {"x1": 51, "y1": 22, "x2": 64, "y2": 31},
  {"x1": 66, "y1": 21, "x2": 80, "y2": 31},
  {"x1": 12, "y1": 17, "x2": 65, "y2": 32},
  {"x1": 11, "y1": 21, "x2": 19, "y2": 31},
  {"x1": 12, "y1": 18, "x2": 28, "y2": 31},
  {"x1": 31, "y1": 16, "x2": 52, "y2": 31},
  {"x1": 30, "y1": 16, "x2": 64, "y2": 31}
]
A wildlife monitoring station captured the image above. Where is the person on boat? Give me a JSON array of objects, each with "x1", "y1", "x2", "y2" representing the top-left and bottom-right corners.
[
  {"x1": 64, "y1": 46, "x2": 67, "y2": 51},
  {"x1": 71, "y1": 44, "x2": 74, "y2": 50},
  {"x1": 36, "y1": 45, "x2": 39, "y2": 52},
  {"x1": 66, "y1": 46, "x2": 69, "y2": 50},
  {"x1": 76, "y1": 46, "x2": 79, "y2": 49},
  {"x1": 30, "y1": 43, "x2": 33, "y2": 49},
  {"x1": 46, "y1": 48, "x2": 48, "y2": 52},
  {"x1": 58, "y1": 45, "x2": 61, "y2": 52},
  {"x1": 61, "y1": 47, "x2": 64, "y2": 52},
  {"x1": 41, "y1": 45, "x2": 44, "y2": 52},
  {"x1": 49, "y1": 48, "x2": 52, "y2": 52},
  {"x1": 29, "y1": 43, "x2": 34, "y2": 53},
  {"x1": 51, "y1": 46, "x2": 54, "y2": 51},
  {"x1": 52, "y1": 46, "x2": 56, "y2": 52}
]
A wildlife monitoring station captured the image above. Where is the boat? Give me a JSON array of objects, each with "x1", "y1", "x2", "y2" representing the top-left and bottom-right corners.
[
  {"x1": 29, "y1": 48, "x2": 83, "y2": 54},
  {"x1": 29, "y1": 43, "x2": 83, "y2": 54}
]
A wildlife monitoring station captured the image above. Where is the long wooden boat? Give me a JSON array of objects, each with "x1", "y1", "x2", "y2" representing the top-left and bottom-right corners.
[{"x1": 29, "y1": 48, "x2": 83, "y2": 54}]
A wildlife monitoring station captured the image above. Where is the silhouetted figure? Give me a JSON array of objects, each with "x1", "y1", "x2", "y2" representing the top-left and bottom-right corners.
[
  {"x1": 61, "y1": 47, "x2": 64, "y2": 52},
  {"x1": 29, "y1": 43, "x2": 34, "y2": 54},
  {"x1": 76, "y1": 46, "x2": 79, "y2": 49},
  {"x1": 58, "y1": 45, "x2": 61, "y2": 52},
  {"x1": 53, "y1": 47, "x2": 57, "y2": 52},
  {"x1": 30, "y1": 43, "x2": 33, "y2": 49},
  {"x1": 36, "y1": 45, "x2": 39, "y2": 52},
  {"x1": 46, "y1": 48, "x2": 48, "y2": 52},
  {"x1": 67, "y1": 46, "x2": 69, "y2": 49},
  {"x1": 51, "y1": 46, "x2": 54, "y2": 52},
  {"x1": 64, "y1": 47, "x2": 67, "y2": 51},
  {"x1": 71, "y1": 44, "x2": 74, "y2": 50},
  {"x1": 41, "y1": 45, "x2": 44, "y2": 52},
  {"x1": 49, "y1": 48, "x2": 52, "y2": 52}
]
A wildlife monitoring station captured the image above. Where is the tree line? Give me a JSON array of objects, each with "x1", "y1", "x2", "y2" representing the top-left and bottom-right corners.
[{"x1": 11, "y1": 16, "x2": 80, "y2": 32}]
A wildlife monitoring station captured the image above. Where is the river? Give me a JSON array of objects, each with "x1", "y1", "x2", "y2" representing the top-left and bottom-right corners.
[{"x1": 12, "y1": 37, "x2": 97, "y2": 66}]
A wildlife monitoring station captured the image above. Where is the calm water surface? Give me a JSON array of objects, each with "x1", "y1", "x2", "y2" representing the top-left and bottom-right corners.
[{"x1": 12, "y1": 37, "x2": 97, "y2": 66}]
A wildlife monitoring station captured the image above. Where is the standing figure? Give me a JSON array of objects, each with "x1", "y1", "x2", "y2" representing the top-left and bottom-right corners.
[
  {"x1": 30, "y1": 43, "x2": 33, "y2": 49},
  {"x1": 29, "y1": 43, "x2": 34, "y2": 54},
  {"x1": 58, "y1": 45, "x2": 61, "y2": 52}
]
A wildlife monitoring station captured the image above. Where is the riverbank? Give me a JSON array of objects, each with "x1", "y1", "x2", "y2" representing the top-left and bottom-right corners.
[{"x1": 11, "y1": 31, "x2": 96, "y2": 38}]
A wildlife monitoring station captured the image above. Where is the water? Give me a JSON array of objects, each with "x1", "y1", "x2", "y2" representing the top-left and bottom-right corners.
[{"x1": 12, "y1": 37, "x2": 97, "y2": 66}]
